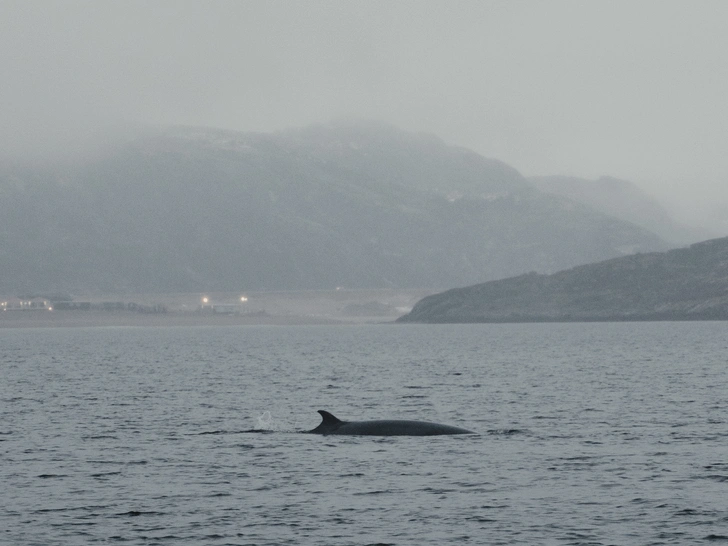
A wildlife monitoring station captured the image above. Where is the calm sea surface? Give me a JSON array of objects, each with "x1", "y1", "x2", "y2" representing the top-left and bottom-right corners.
[{"x1": 2, "y1": 322, "x2": 727, "y2": 545}]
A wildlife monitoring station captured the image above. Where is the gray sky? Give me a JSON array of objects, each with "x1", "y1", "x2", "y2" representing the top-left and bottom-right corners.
[{"x1": 3, "y1": 0, "x2": 727, "y2": 230}]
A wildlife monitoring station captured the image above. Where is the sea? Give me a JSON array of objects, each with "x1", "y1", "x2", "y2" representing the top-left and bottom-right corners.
[{"x1": 1, "y1": 322, "x2": 727, "y2": 545}]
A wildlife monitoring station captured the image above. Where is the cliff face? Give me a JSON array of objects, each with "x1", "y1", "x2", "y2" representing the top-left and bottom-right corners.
[{"x1": 398, "y1": 237, "x2": 728, "y2": 323}]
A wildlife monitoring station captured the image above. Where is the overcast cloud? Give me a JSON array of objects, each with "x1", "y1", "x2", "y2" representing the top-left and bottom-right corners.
[{"x1": 2, "y1": 0, "x2": 727, "y2": 230}]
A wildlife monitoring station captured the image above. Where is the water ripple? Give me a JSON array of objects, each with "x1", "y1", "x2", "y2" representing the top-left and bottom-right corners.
[{"x1": 2, "y1": 322, "x2": 727, "y2": 545}]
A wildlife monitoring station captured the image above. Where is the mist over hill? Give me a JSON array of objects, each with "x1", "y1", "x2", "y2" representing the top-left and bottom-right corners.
[
  {"x1": 529, "y1": 175, "x2": 715, "y2": 244},
  {"x1": 0, "y1": 122, "x2": 669, "y2": 294}
]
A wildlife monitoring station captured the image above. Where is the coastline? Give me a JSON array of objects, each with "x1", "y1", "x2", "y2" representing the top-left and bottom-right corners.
[
  {"x1": 0, "y1": 289, "x2": 430, "y2": 329},
  {"x1": 0, "y1": 310, "x2": 351, "y2": 328}
]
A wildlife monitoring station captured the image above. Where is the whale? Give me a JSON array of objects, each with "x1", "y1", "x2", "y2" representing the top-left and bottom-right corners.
[{"x1": 308, "y1": 410, "x2": 474, "y2": 436}]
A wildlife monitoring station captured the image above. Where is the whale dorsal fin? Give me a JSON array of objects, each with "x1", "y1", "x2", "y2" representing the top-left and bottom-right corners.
[{"x1": 318, "y1": 410, "x2": 342, "y2": 425}]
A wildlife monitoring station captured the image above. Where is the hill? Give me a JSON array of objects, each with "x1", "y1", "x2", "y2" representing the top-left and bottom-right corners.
[
  {"x1": 529, "y1": 175, "x2": 713, "y2": 244},
  {"x1": 0, "y1": 122, "x2": 668, "y2": 294},
  {"x1": 398, "y1": 237, "x2": 728, "y2": 323}
]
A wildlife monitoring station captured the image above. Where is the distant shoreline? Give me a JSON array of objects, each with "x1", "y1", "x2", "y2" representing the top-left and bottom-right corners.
[
  {"x1": 6, "y1": 309, "x2": 726, "y2": 329},
  {"x1": 0, "y1": 288, "x2": 433, "y2": 329},
  {"x1": 397, "y1": 314, "x2": 728, "y2": 324},
  {"x1": 0, "y1": 310, "x2": 372, "y2": 329}
]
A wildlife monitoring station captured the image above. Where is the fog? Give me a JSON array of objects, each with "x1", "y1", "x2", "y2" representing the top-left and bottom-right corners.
[{"x1": 3, "y1": 0, "x2": 727, "y2": 232}]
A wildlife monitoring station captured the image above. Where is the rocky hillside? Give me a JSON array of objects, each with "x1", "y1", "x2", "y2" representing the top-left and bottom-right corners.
[
  {"x1": 398, "y1": 237, "x2": 728, "y2": 323},
  {"x1": 0, "y1": 122, "x2": 668, "y2": 294}
]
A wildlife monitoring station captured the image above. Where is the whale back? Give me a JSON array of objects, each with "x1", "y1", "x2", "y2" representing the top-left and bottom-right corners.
[
  {"x1": 308, "y1": 410, "x2": 473, "y2": 436},
  {"x1": 336, "y1": 419, "x2": 473, "y2": 436}
]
